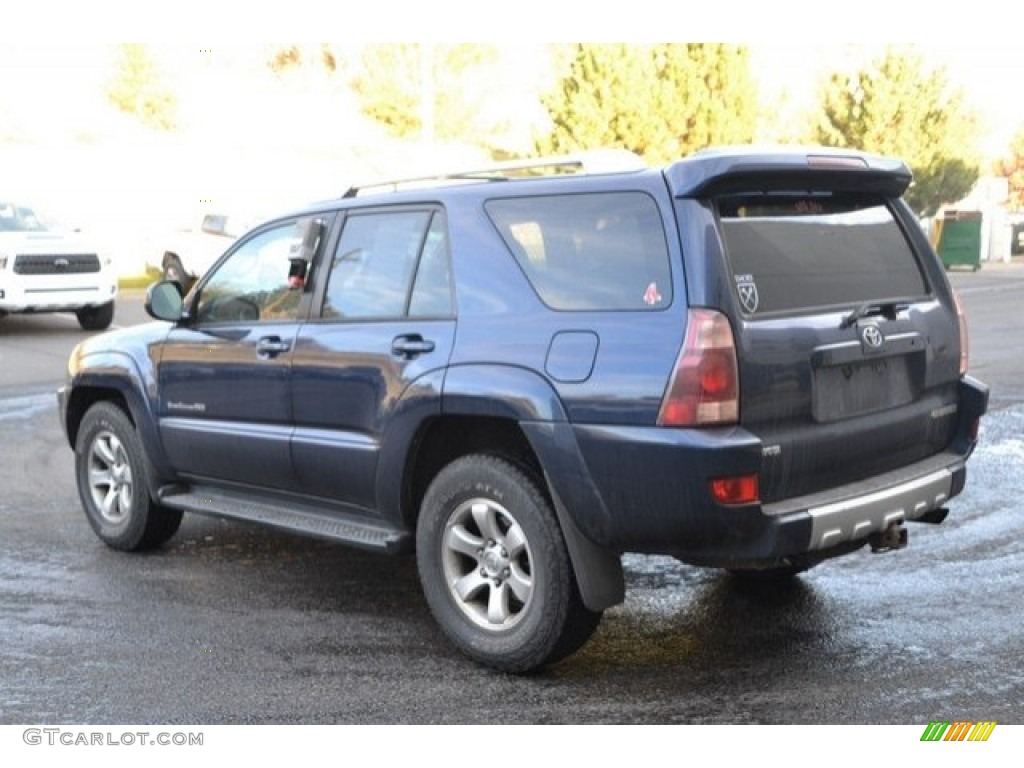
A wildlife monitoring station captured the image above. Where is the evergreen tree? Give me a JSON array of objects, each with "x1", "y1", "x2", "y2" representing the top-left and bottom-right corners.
[
  {"x1": 814, "y1": 48, "x2": 980, "y2": 216},
  {"x1": 535, "y1": 44, "x2": 757, "y2": 165}
]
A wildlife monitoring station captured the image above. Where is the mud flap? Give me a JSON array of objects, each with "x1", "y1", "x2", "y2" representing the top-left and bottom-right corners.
[{"x1": 548, "y1": 485, "x2": 625, "y2": 612}]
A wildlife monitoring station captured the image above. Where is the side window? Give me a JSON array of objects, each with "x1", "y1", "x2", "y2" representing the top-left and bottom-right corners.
[
  {"x1": 485, "y1": 192, "x2": 672, "y2": 311},
  {"x1": 409, "y1": 214, "x2": 454, "y2": 317},
  {"x1": 194, "y1": 222, "x2": 305, "y2": 324},
  {"x1": 323, "y1": 210, "x2": 451, "y2": 319}
]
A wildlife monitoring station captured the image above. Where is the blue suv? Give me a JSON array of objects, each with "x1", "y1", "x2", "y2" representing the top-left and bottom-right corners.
[{"x1": 59, "y1": 147, "x2": 988, "y2": 672}]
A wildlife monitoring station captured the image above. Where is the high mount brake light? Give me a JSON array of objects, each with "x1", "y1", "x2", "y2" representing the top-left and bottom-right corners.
[
  {"x1": 658, "y1": 309, "x2": 739, "y2": 427},
  {"x1": 806, "y1": 154, "x2": 868, "y2": 169}
]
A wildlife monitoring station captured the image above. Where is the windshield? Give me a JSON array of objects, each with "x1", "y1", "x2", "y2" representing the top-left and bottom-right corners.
[{"x1": 0, "y1": 202, "x2": 48, "y2": 232}]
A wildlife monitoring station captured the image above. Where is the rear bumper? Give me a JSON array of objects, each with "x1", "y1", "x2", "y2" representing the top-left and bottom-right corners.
[
  {"x1": 555, "y1": 376, "x2": 988, "y2": 569},
  {"x1": 786, "y1": 460, "x2": 954, "y2": 548},
  {"x1": 746, "y1": 452, "x2": 964, "y2": 566}
]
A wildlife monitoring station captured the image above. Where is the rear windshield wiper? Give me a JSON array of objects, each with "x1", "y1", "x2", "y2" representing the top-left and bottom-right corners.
[{"x1": 840, "y1": 300, "x2": 912, "y2": 329}]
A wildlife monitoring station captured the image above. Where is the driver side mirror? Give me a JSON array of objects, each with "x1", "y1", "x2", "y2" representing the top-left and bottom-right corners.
[{"x1": 145, "y1": 280, "x2": 185, "y2": 322}]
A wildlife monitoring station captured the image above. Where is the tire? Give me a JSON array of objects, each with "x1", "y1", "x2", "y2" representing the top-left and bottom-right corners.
[
  {"x1": 416, "y1": 455, "x2": 601, "y2": 673},
  {"x1": 74, "y1": 402, "x2": 183, "y2": 551},
  {"x1": 162, "y1": 253, "x2": 194, "y2": 294},
  {"x1": 75, "y1": 302, "x2": 114, "y2": 331}
]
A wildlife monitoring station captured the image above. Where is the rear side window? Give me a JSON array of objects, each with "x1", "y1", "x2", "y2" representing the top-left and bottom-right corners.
[
  {"x1": 717, "y1": 191, "x2": 928, "y2": 315},
  {"x1": 485, "y1": 192, "x2": 671, "y2": 311}
]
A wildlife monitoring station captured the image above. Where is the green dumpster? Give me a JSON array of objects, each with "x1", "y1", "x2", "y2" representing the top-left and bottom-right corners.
[{"x1": 936, "y1": 210, "x2": 983, "y2": 271}]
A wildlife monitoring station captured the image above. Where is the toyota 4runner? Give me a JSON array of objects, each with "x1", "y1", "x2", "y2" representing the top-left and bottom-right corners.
[{"x1": 58, "y1": 147, "x2": 989, "y2": 672}]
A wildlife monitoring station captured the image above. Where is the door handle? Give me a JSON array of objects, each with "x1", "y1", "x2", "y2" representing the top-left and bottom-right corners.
[
  {"x1": 256, "y1": 336, "x2": 291, "y2": 358},
  {"x1": 391, "y1": 334, "x2": 435, "y2": 359}
]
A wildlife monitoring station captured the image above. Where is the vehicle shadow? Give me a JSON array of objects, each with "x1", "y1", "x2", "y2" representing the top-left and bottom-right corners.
[
  {"x1": 139, "y1": 515, "x2": 430, "y2": 614},
  {"x1": 101, "y1": 517, "x2": 840, "y2": 676},
  {"x1": 0, "y1": 313, "x2": 88, "y2": 335},
  {"x1": 560, "y1": 571, "x2": 839, "y2": 674}
]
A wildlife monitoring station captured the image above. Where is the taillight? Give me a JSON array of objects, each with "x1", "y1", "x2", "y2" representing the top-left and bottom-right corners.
[
  {"x1": 953, "y1": 289, "x2": 969, "y2": 376},
  {"x1": 658, "y1": 309, "x2": 739, "y2": 427}
]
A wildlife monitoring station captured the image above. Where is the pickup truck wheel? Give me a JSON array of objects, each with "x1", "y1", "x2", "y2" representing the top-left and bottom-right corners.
[
  {"x1": 75, "y1": 301, "x2": 114, "y2": 331},
  {"x1": 416, "y1": 454, "x2": 600, "y2": 673},
  {"x1": 75, "y1": 402, "x2": 183, "y2": 551}
]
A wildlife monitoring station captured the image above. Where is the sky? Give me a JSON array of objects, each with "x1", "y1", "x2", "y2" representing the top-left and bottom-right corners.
[
  {"x1": 750, "y1": 43, "x2": 1024, "y2": 158},
  {"x1": 8, "y1": 0, "x2": 1024, "y2": 46},
  {"x1": 4, "y1": 0, "x2": 1023, "y2": 155},
  {"x1": 3, "y1": 4, "x2": 1024, "y2": 270},
  {"x1": 3, "y1": 40, "x2": 1021, "y2": 154}
]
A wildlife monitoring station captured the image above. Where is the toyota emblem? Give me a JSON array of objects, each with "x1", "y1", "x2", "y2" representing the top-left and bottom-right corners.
[{"x1": 860, "y1": 324, "x2": 884, "y2": 349}]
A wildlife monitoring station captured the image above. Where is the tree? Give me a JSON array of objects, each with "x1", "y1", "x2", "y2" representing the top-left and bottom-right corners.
[
  {"x1": 534, "y1": 44, "x2": 757, "y2": 165},
  {"x1": 267, "y1": 44, "x2": 338, "y2": 76},
  {"x1": 995, "y1": 128, "x2": 1024, "y2": 211},
  {"x1": 348, "y1": 44, "x2": 519, "y2": 152},
  {"x1": 813, "y1": 48, "x2": 980, "y2": 217},
  {"x1": 106, "y1": 44, "x2": 177, "y2": 131}
]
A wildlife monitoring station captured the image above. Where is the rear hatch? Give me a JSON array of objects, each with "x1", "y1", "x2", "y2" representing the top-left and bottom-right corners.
[{"x1": 670, "y1": 151, "x2": 963, "y2": 502}]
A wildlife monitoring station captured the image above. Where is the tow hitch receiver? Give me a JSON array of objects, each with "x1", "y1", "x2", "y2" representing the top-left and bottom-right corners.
[{"x1": 869, "y1": 522, "x2": 908, "y2": 553}]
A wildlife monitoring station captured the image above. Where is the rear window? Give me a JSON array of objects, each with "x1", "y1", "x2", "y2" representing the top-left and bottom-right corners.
[
  {"x1": 717, "y1": 191, "x2": 928, "y2": 315},
  {"x1": 485, "y1": 192, "x2": 671, "y2": 311}
]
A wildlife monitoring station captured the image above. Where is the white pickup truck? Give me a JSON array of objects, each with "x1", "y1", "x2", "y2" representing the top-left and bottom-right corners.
[
  {"x1": 157, "y1": 214, "x2": 246, "y2": 294},
  {"x1": 0, "y1": 200, "x2": 117, "y2": 330}
]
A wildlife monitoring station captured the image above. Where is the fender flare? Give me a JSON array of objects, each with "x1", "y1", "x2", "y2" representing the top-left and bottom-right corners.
[
  {"x1": 440, "y1": 364, "x2": 625, "y2": 611},
  {"x1": 64, "y1": 350, "x2": 175, "y2": 490}
]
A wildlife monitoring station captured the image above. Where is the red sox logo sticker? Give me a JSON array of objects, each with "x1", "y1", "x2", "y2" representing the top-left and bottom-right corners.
[
  {"x1": 643, "y1": 282, "x2": 662, "y2": 307},
  {"x1": 735, "y1": 274, "x2": 759, "y2": 314}
]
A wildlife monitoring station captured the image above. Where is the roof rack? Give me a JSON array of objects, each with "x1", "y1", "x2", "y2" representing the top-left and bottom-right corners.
[{"x1": 342, "y1": 149, "x2": 647, "y2": 198}]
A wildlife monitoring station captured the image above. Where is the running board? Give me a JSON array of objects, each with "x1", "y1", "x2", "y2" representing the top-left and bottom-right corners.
[{"x1": 157, "y1": 486, "x2": 410, "y2": 553}]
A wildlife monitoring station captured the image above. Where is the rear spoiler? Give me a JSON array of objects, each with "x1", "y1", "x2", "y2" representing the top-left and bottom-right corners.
[{"x1": 665, "y1": 147, "x2": 913, "y2": 198}]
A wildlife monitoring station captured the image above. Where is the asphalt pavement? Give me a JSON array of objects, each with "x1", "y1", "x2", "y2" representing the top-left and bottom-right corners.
[{"x1": 0, "y1": 268, "x2": 1021, "y2": 725}]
